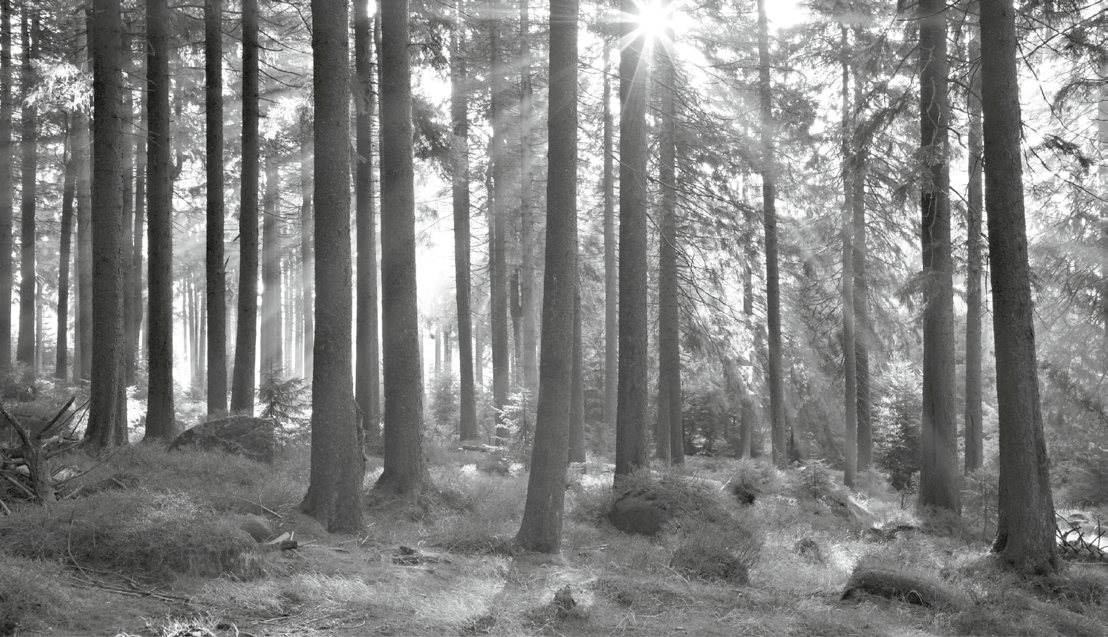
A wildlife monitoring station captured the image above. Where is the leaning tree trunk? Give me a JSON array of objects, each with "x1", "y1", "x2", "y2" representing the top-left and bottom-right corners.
[
  {"x1": 979, "y1": 0, "x2": 1057, "y2": 575},
  {"x1": 917, "y1": 0, "x2": 961, "y2": 514},
  {"x1": 515, "y1": 0, "x2": 577, "y2": 551}
]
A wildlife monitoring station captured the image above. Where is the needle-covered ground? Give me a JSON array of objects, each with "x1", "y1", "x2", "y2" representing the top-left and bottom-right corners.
[{"x1": 2, "y1": 443, "x2": 1107, "y2": 637}]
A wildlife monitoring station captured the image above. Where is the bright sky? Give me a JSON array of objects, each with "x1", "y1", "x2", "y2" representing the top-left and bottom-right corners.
[{"x1": 765, "y1": 0, "x2": 809, "y2": 29}]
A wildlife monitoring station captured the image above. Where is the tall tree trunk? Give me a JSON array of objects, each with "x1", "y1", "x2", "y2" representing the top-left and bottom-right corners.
[
  {"x1": 231, "y1": 0, "x2": 259, "y2": 413},
  {"x1": 841, "y1": 26, "x2": 858, "y2": 488},
  {"x1": 75, "y1": 20, "x2": 92, "y2": 383},
  {"x1": 131, "y1": 45, "x2": 145, "y2": 375},
  {"x1": 852, "y1": 31, "x2": 872, "y2": 472},
  {"x1": 144, "y1": 0, "x2": 176, "y2": 440},
  {"x1": 757, "y1": 0, "x2": 786, "y2": 469},
  {"x1": 299, "y1": 112, "x2": 313, "y2": 382},
  {"x1": 657, "y1": 14, "x2": 682, "y2": 465},
  {"x1": 121, "y1": 25, "x2": 135, "y2": 386},
  {"x1": 451, "y1": 11, "x2": 477, "y2": 442},
  {"x1": 206, "y1": 0, "x2": 227, "y2": 414},
  {"x1": 917, "y1": 0, "x2": 961, "y2": 513},
  {"x1": 299, "y1": 0, "x2": 365, "y2": 533},
  {"x1": 615, "y1": 0, "x2": 649, "y2": 478},
  {"x1": 56, "y1": 125, "x2": 75, "y2": 380},
  {"x1": 568, "y1": 280, "x2": 586, "y2": 463},
  {"x1": 515, "y1": 0, "x2": 576, "y2": 551},
  {"x1": 0, "y1": 0, "x2": 10, "y2": 370},
  {"x1": 602, "y1": 43, "x2": 617, "y2": 442},
  {"x1": 85, "y1": 0, "x2": 126, "y2": 448},
  {"x1": 979, "y1": 0, "x2": 1056, "y2": 574},
  {"x1": 16, "y1": 5, "x2": 35, "y2": 368},
  {"x1": 964, "y1": 0, "x2": 983, "y2": 474},
  {"x1": 355, "y1": 7, "x2": 380, "y2": 446},
  {"x1": 489, "y1": 0, "x2": 509, "y2": 444},
  {"x1": 375, "y1": 0, "x2": 431, "y2": 496},
  {"x1": 519, "y1": 0, "x2": 537, "y2": 394},
  {"x1": 261, "y1": 143, "x2": 282, "y2": 375}
]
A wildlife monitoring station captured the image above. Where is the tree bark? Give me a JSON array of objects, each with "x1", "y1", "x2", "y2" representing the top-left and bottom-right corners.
[
  {"x1": 568, "y1": 280, "x2": 586, "y2": 463},
  {"x1": 0, "y1": 0, "x2": 10, "y2": 371},
  {"x1": 144, "y1": 0, "x2": 176, "y2": 441},
  {"x1": 841, "y1": 25, "x2": 858, "y2": 488},
  {"x1": 85, "y1": 0, "x2": 127, "y2": 448},
  {"x1": 451, "y1": 8, "x2": 477, "y2": 442},
  {"x1": 917, "y1": 0, "x2": 961, "y2": 513},
  {"x1": 515, "y1": 0, "x2": 576, "y2": 551},
  {"x1": 231, "y1": 0, "x2": 259, "y2": 413},
  {"x1": 965, "y1": 0, "x2": 984, "y2": 474},
  {"x1": 979, "y1": 0, "x2": 1057, "y2": 574},
  {"x1": 615, "y1": 0, "x2": 649, "y2": 478},
  {"x1": 602, "y1": 42, "x2": 617, "y2": 445},
  {"x1": 206, "y1": 0, "x2": 227, "y2": 415},
  {"x1": 757, "y1": 0, "x2": 786, "y2": 469},
  {"x1": 55, "y1": 125, "x2": 75, "y2": 380},
  {"x1": 489, "y1": 0, "x2": 510, "y2": 444},
  {"x1": 15, "y1": 5, "x2": 34, "y2": 368},
  {"x1": 519, "y1": 0, "x2": 537, "y2": 395},
  {"x1": 75, "y1": 21, "x2": 92, "y2": 383},
  {"x1": 852, "y1": 32, "x2": 872, "y2": 471},
  {"x1": 657, "y1": 14, "x2": 682, "y2": 465},
  {"x1": 355, "y1": 7, "x2": 380, "y2": 446},
  {"x1": 299, "y1": 0, "x2": 365, "y2": 533},
  {"x1": 375, "y1": 0, "x2": 431, "y2": 496}
]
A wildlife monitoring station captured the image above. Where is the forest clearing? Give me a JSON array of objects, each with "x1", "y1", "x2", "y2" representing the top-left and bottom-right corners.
[{"x1": 2, "y1": 414, "x2": 1108, "y2": 637}]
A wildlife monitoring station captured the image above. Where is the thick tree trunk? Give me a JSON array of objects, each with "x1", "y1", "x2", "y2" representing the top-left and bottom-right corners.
[
  {"x1": 55, "y1": 127, "x2": 75, "y2": 380},
  {"x1": 515, "y1": 0, "x2": 576, "y2": 551},
  {"x1": 602, "y1": 44, "x2": 617, "y2": 443},
  {"x1": 657, "y1": 16, "x2": 682, "y2": 465},
  {"x1": 917, "y1": 0, "x2": 961, "y2": 513},
  {"x1": 451, "y1": 12, "x2": 477, "y2": 442},
  {"x1": 375, "y1": 0, "x2": 431, "y2": 496},
  {"x1": 852, "y1": 35, "x2": 872, "y2": 471},
  {"x1": 231, "y1": 0, "x2": 259, "y2": 413},
  {"x1": 519, "y1": 0, "x2": 537, "y2": 395},
  {"x1": 86, "y1": 0, "x2": 127, "y2": 448},
  {"x1": 16, "y1": 6, "x2": 35, "y2": 368},
  {"x1": 261, "y1": 144, "x2": 282, "y2": 375},
  {"x1": 144, "y1": 0, "x2": 176, "y2": 441},
  {"x1": 489, "y1": 1, "x2": 510, "y2": 444},
  {"x1": 979, "y1": 0, "x2": 1056, "y2": 574},
  {"x1": 965, "y1": 1, "x2": 984, "y2": 474},
  {"x1": 355, "y1": 7, "x2": 380, "y2": 446},
  {"x1": 206, "y1": 0, "x2": 227, "y2": 415},
  {"x1": 757, "y1": 0, "x2": 786, "y2": 469},
  {"x1": 0, "y1": 0, "x2": 10, "y2": 370},
  {"x1": 615, "y1": 0, "x2": 649, "y2": 478},
  {"x1": 841, "y1": 26, "x2": 858, "y2": 488},
  {"x1": 299, "y1": 0, "x2": 365, "y2": 533}
]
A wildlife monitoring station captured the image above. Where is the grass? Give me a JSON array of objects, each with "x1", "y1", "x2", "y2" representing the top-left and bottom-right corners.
[{"x1": 0, "y1": 444, "x2": 1106, "y2": 636}]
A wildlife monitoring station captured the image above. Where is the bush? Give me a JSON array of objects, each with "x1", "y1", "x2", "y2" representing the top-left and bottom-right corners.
[
  {"x1": 872, "y1": 362, "x2": 922, "y2": 498},
  {"x1": 962, "y1": 467, "x2": 999, "y2": 544},
  {"x1": 724, "y1": 458, "x2": 779, "y2": 505},
  {"x1": 668, "y1": 518, "x2": 761, "y2": 585},
  {"x1": 257, "y1": 370, "x2": 311, "y2": 444}
]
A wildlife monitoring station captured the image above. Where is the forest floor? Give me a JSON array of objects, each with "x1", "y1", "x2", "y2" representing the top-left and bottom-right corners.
[{"x1": 3, "y1": 440, "x2": 1108, "y2": 636}]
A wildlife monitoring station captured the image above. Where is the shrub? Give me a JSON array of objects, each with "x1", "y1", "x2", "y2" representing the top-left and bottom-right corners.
[
  {"x1": 257, "y1": 370, "x2": 310, "y2": 444},
  {"x1": 962, "y1": 466, "x2": 999, "y2": 544},
  {"x1": 725, "y1": 458, "x2": 779, "y2": 505},
  {"x1": 872, "y1": 362, "x2": 922, "y2": 498},
  {"x1": 668, "y1": 518, "x2": 761, "y2": 584},
  {"x1": 429, "y1": 372, "x2": 458, "y2": 442}
]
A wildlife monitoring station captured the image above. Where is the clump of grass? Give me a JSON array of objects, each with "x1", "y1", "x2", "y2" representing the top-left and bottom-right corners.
[
  {"x1": 523, "y1": 585, "x2": 589, "y2": 634},
  {"x1": 668, "y1": 517, "x2": 761, "y2": 585},
  {"x1": 0, "y1": 553, "x2": 74, "y2": 633},
  {"x1": 724, "y1": 458, "x2": 779, "y2": 505},
  {"x1": 611, "y1": 468, "x2": 733, "y2": 525},
  {"x1": 0, "y1": 488, "x2": 263, "y2": 580}
]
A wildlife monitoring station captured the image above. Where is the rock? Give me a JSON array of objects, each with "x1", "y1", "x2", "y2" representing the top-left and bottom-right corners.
[
  {"x1": 608, "y1": 488, "x2": 671, "y2": 536},
  {"x1": 239, "y1": 515, "x2": 274, "y2": 543},
  {"x1": 168, "y1": 416, "x2": 277, "y2": 463},
  {"x1": 842, "y1": 566, "x2": 965, "y2": 611}
]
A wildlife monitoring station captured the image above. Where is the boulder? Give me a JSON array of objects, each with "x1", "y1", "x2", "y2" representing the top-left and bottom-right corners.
[
  {"x1": 168, "y1": 416, "x2": 276, "y2": 463},
  {"x1": 608, "y1": 488, "x2": 671, "y2": 536}
]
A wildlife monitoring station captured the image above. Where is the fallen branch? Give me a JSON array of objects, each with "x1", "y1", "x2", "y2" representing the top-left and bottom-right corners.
[{"x1": 0, "y1": 403, "x2": 55, "y2": 502}]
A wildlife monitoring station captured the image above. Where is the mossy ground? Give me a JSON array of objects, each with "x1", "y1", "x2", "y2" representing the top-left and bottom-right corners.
[{"x1": 1, "y1": 447, "x2": 1106, "y2": 636}]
